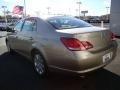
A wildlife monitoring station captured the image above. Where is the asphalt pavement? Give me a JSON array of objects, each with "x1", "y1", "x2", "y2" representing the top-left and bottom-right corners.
[{"x1": 0, "y1": 32, "x2": 120, "y2": 90}]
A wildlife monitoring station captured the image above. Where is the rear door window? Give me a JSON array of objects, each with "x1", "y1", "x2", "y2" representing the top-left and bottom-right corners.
[
  {"x1": 14, "y1": 20, "x2": 24, "y2": 32},
  {"x1": 22, "y1": 19, "x2": 36, "y2": 32}
]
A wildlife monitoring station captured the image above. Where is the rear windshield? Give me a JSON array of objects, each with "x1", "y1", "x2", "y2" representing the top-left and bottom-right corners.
[{"x1": 47, "y1": 17, "x2": 92, "y2": 29}]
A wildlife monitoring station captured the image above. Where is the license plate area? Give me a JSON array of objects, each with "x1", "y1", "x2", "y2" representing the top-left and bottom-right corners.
[{"x1": 103, "y1": 52, "x2": 113, "y2": 63}]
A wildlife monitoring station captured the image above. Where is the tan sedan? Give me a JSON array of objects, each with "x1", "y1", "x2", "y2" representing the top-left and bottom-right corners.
[{"x1": 6, "y1": 16, "x2": 117, "y2": 76}]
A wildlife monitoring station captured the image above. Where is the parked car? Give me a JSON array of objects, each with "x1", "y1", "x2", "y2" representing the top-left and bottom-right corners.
[
  {"x1": 0, "y1": 23, "x2": 7, "y2": 31},
  {"x1": 8, "y1": 23, "x2": 15, "y2": 29},
  {"x1": 6, "y1": 23, "x2": 16, "y2": 32},
  {"x1": 6, "y1": 16, "x2": 117, "y2": 76}
]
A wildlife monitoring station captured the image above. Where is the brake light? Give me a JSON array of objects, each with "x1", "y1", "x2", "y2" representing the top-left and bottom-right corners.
[
  {"x1": 60, "y1": 37, "x2": 93, "y2": 51},
  {"x1": 111, "y1": 33, "x2": 116, "y2": 41}
]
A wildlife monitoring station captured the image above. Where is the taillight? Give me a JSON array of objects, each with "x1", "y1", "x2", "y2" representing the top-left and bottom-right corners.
[
  {"x1": 111, "y1": 33, "x2": 116, "y2": 41},
  {"x1": 60, "y1": 37, "x2": 93, "y2": 51}
]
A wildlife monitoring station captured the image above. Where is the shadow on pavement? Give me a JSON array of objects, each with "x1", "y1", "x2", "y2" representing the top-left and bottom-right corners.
[{"x1": 0, "y1": 52, "x2": 120, "y2": 90}]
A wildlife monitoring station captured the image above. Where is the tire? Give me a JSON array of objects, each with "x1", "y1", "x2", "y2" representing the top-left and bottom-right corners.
[{"x1": 32, "y1": 51, "x2": 47, "y2": 77}]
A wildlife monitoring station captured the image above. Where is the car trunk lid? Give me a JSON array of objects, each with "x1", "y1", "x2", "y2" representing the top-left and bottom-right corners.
[
  {"x1": 57, "y1": 26, "x2": 112, "y2": 51},
  {"x1": 74, "y1": 30, "x2": 111, "y2": 52}
]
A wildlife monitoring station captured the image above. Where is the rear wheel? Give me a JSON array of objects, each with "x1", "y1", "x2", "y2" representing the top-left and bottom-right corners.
[{"x1": 32, "y1": 51, "x2": 47, "y2": 76}]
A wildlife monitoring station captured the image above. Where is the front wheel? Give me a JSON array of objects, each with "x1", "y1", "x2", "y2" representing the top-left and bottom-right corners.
[{"x1": 32, "y1": 51, "x2": 47, "y2": 76}]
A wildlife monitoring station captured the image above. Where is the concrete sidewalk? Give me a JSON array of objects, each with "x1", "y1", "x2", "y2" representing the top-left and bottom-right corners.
[
  {"x1": 0, "y1": 37, "x2": 6, "y2": 47},
  {"x1": 0, "y1": 31, "x2": 7, "y2": 38}
]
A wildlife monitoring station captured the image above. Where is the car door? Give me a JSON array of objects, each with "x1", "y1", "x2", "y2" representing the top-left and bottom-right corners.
[
  {"x1": 16, "y1": 18, "x2": 37, "y2": 56},
  {"x1": 8, "y1": 20, "x2": 24, "y2": 50}
]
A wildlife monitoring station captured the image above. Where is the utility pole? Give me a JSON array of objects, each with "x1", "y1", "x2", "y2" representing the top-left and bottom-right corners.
[
  {"x1": 106, "y1": 7, "x2": 110, "y2": 20},
  {"x1": 106, "y1": 7, "x2": 109, "y2": 14},
  {"x1": 75, "y1": 9, "x2": 78, "y2": 16},
  {"x1": 47, "y1": 7, "x2": 51, "y2": 15},
  {"x1": 76, "y1": 1, "x2": 81, "y2": 18},
  {"x1": 24, "y1": 0, "x2": 26, "y2": 16},
  {"x1": 2, "y1": 6, "x2": 7, "y2": 26}
]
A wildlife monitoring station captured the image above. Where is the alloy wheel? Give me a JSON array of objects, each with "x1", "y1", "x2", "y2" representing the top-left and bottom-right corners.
[{"x1": 33, "y1": 53, "x2": 45, "y2": 75}]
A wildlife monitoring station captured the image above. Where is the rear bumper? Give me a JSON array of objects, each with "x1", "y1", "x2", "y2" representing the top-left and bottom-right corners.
[
  {"x1": 49, "y1": 58, "x2": 112, "y2": 74},
  {"x1": 49, "y1": 41, "x2": 117, "y2": 74}
]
